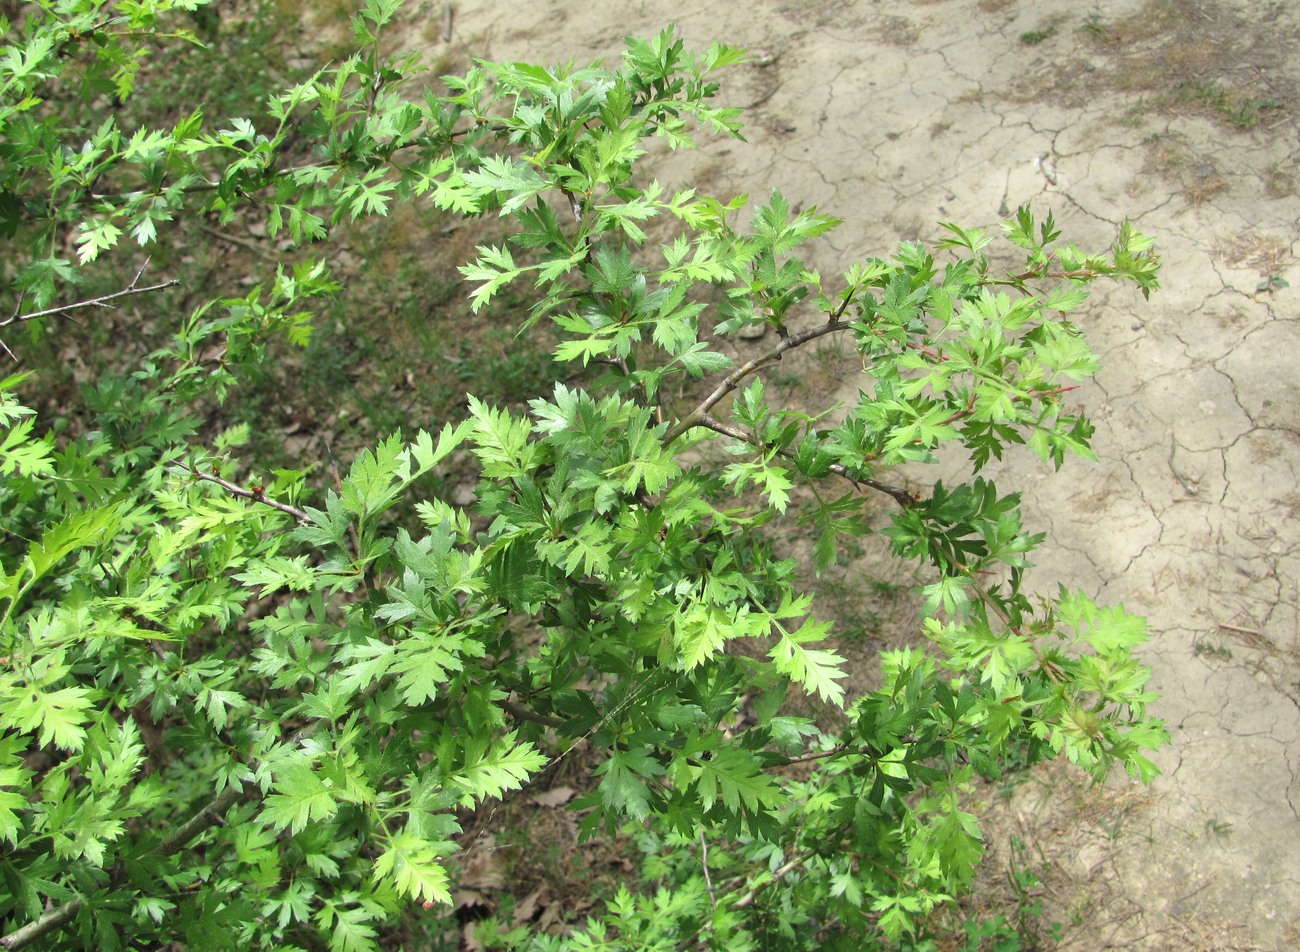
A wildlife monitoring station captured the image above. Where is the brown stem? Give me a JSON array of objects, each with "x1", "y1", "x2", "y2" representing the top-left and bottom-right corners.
[
  {"x1": 194, "y1": 223, "x2": 274, "y2": 260},
  {"x1": 0, "y1": 899, "x2": 85, "y2": 950},
  {"x1": 501, "y1": 698, "x2": 565, "y2": 729},
  {"x1": 662, "y1": 320, "x2": 853, "y2": 445},
  {"x1": 699, "y1": 830, "x2": 717, "y2": 911},
  {"x1": 768, "y1": 742, "x2": 851, "y2": 767},
  {"x1": 731, "y1": 846, "x2": 820, "y2": 909},
  {"x1": 984, "y1": 267, "x2": 1099, "y2": 287},
  {"x1": 184, "y1": 466, "x2": 311, "y2": 524},
  {"x1": 695, "y1": 413, "x2": 915, "y2": 509},
  {"x1": 1, "y1": 271, "x2": 178, "y2": 334}
]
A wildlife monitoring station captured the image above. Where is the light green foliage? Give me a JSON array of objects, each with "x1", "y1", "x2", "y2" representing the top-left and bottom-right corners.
[{"x1": 0, "y1": 3, "x2": 1166, "y2": 950}]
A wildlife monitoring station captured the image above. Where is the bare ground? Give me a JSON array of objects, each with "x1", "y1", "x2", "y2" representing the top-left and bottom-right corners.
[{"x1": 430, "y1": 1, "x2": 1300, "y2": 947}]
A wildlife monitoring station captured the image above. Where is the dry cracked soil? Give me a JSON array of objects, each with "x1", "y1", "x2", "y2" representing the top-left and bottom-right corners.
[{"x1": 429, "y1": 1, "x2": 1299, "y2": 948}]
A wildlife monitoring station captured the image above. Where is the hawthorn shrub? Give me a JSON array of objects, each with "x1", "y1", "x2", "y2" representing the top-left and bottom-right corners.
[{"x1": 0, "y1": 2, "x2": 1166, "y2": 949}]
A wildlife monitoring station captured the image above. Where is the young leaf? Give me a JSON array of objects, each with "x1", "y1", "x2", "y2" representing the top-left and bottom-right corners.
[{"x1": 769, "y1": 616, "x2": 847, "y2": 705}]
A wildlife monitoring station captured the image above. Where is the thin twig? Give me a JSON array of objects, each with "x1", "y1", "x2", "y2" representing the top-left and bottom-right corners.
[
  {"x1": 662, "y1": 320, "x2": 853, "y2": 445},
  {"x1": 696, "y1": 412, "x2": 749, "y2": 443},
  {"x1": 854, "y1": 474, "x2": 918, "y2": 509},
  {"x1": 195, "y1": 223, "x2": 274, "y2": 260},
  {"x1": 695, "y1": 413, "x2": 915, "y2": 509},
  {"x1": 731, "y1": 846, "x2": 819, "y2": 909},
  {"x1": 7, "y1": 290, "x2": 23, "y2": 322},
  {"x1": 699, "y1": 829, "x2": 717, "y2": 910},
  {"x1": 501, "y1": 697, "x2": 565, "y2": 729},
  {"x1": 984, "y1": 267, "x2": 1099, "y2": 288},
  {"x1": 768, "y1": 742, "x2": 851, "y2": 767},
  {"x1": 828, "y1": 290, "x2": 857, "y2": 324},
  {"x1": 184, "y1": 466, "x2": 312, "y2": 524},
  {"x1": 560, "y1": 187, "x2": 583, "y2": 227},
  {"x1": 0, "y1": 277, "x2": 179, "y2": 331},
  {"x1": 0, "y1": 900, "x2": 83, "y2": 951}
]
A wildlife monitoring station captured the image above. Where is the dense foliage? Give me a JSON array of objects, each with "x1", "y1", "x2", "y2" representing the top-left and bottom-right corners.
[{"x1": 0, "y1": 2, "x2": 1165, "y2": 949}]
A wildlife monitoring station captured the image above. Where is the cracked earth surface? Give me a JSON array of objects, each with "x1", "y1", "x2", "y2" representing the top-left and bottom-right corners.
[{"x1": 437, "y1": 1, "x2": 1299, "y2": 947}]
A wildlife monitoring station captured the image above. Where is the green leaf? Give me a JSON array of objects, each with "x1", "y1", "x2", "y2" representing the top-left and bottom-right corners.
[
  {"x1": 322, "y1": 901, "x2": 380, "y2": 952},
  {"x1": 235, "y1": 555, "x2": 317, "y2": 597},
  {"x1": 616, "y1": 414, "x2": 679, "y2": 495},
  {"x1": 554, "y1": 335, "x2": 614, "y2": 364},
  {"x1": 451, "y1": 735, "x2": 546, "y2": 804},
  {"x1": 398, "y1": 421, "x2": 475, "y2": 483},
  {"x1": 595, "y1": 746, "x2": 664, "y2": 821},
  {"x1": 339, "y1": 432, "x2": 405, "y2": 518},
  {"x1": 1087, "y1": 605, "x2": 1148, "y2": 654},
  {"x1": 264, "y1": 763, "x2": 339, "y2": 835},
  {"x1": 769, "y1": 616, "x2": 847, "y2": 705},
  {"x1": 923, "y1": 789, "x2": 984, "y2": 883},
  {"x1": 359, "y1": 0, "x2": 405, "y2": 28},
  {"x1": 14, "y1": 257, "x2": 77, "y2": 310},
  {"x1": 1056, "y1": 590, "x2": 1148, "y2": 655},
  {"x1": 1042, "y1": 283, "x2": 1089, "y2": 314},
  {"x1": 936, "y1": 221, "x2": 992, "y2": 254},
  {"x1": 538, "y1": 520, "x2": 613, "y2": 578},
  {"x1": 813, "y1": 523, "x2": 839, "y2": 574},
  {"x1": 694, "y1": 747, "x2": 781, "y2": 814},
  {"x1": 74, "y1": 218, "x2": 123, "y2": 264},
  {"x1": 372, "y1": 830, "x2": 451, "y2": 905},
  {"x1": 674, "y1": 603, "x2": 731, "y2": 671},
  {"x1": 24, "y1": 503, "x2": 124, "y2": 584},
  {"x1": 467, "y1": 397, "x2": 538, "y2": 479},
  {"x1": 1, "y1": 684, "x2": 94, "y2": 752},
  {"x1": 674, "y1": 344, "x2": 732, "y2": 376},
  {"x1": 459, "y1": 244, "x2": 526, "y2": 313},
  {"x1": 389, "y1": 633, "x2": 467, "y2": 706},
  {"x1": 462, "y1": 155, "x2": 548, "y2": 215},
  {"x1": 922, "y1": 575, "x2": 970, "y2": 619},
  {"x1": 753, "y1": 189, "x2": 842, "y2": 254},
  {"x1": 341, "y1": 170, "x2": 397, "y2": 219},
  {"x1": 0, "y1": 417, "x2": 54, "y2": 477},
  {"x1": 0, "y1": 784, "x2": 25, "y2": 847}
]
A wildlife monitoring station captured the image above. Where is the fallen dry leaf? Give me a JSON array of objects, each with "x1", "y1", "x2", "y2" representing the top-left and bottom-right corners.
[
  {"x1": 528, "y1": 785, "x2": 576, "y2": 808},
  {"x1": 512, "y1": 885, "x2": 548, "y2": 926}
]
